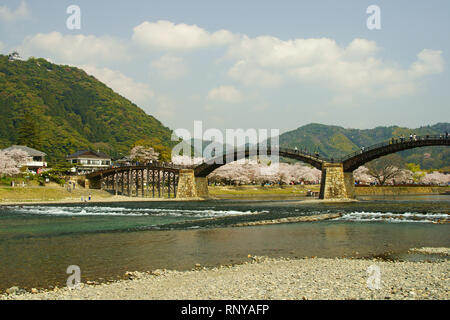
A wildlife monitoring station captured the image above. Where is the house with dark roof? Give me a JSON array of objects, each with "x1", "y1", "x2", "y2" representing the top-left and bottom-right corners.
[
  {"x1": 2, "y1": 145, "x2": 47, "y2": 173},
  {"x1": 66, "y1": 150, "x2": 112, "y2": 174}
]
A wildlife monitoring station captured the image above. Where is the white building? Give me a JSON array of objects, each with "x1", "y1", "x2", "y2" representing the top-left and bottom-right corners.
[{"x1": 67, "y1": 150, "x2": 112, "y2": 174}]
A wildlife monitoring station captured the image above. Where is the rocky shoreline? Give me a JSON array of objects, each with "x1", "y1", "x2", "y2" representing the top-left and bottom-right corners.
[{"x1": 1, "y1": 253, "x2": 448, "y2": 300}]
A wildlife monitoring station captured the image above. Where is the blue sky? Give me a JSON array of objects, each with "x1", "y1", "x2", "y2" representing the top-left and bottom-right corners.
[{"x1": 1, "y1": 0, "x2": 449, "y2": 134}]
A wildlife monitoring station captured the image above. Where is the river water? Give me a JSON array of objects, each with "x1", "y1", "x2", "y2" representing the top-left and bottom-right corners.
[{"x1": 0, "y1": 195, "x2": 449, "y2": 291}]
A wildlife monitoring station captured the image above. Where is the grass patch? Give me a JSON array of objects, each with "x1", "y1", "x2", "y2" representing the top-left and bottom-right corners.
[{"x1": 209, "y1": 185, "x2": 320, "y2": 196}]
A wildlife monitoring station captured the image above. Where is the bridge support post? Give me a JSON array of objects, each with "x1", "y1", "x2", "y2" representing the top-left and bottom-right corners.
[
  {"x1": 176, "y1": 170, "x2": 209, "y2": 199},
  {"x1": 343, "y1": 171, "x2": 355, "y2": 199},
  {"x1": 319, "y1": 163, "x2": 351, "y2": 200},
  {"x1": 195, "y1": 177, "x2": 209, "y2": 198}
]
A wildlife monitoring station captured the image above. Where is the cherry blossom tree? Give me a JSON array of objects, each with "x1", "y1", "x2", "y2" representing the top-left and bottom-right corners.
[
  {"x1": 0, "y1": 149, "x2": 28, "y2": 177},
  {"x1": 207, "y1": 160, "x2": 321, "y2": 185},
  {"x1": 391, "y1": 169, "x2": 414, "y2": 185},
  {"x1": 171, "y1": 155, "x2": 204, "y2": 166},
  {"x1": 365, "y1": 154, "x2": 407, "y2": 185},
  {"x1": 354, "y1": 166, "x2": 374, "y2": 185},
  {"x1": 422, "y1": 171, "x2": 450, "y2": 185},
  {"x1": 129, "y1": 146, "x2": 159, "y2": 164}
]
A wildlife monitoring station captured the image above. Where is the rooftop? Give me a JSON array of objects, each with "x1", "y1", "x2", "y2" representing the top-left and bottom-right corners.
[
  {"x1": 67, "y1": 150, "x2": 111, "y2": 159},
  {"x1": 2, "y1": 145, "x2": 46, "y2": 157}
]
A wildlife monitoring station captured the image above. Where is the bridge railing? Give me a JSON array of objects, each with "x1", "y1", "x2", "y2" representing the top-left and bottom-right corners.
[
  {"x1": 195, "y1": 145, "x2": 327, "y2": 166},
  {"x1": 333, "y1": 134, "x2": 449, "y2": 163},
  {"x1": 188, "y1": 134, "x2": 449, "y2": 166},
  {"x1": 108, "y1": 161, "x2": 196, "y2": 171}
]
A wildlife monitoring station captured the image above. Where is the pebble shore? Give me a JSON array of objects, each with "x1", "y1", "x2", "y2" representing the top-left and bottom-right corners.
[{"x1": 1, "y1": 254, "x2": 448, "y2": 300}]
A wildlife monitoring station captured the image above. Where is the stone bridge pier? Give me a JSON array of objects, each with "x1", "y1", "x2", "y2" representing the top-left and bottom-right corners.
[
  {"x1": 178, "y1": 165, "x2": 355, "y2": 200},
  {"x1": 319, "y1": 163, "x2": 355, "y2": 200},
  {"x1": 176, "y1": 169, "x2": 210, "y2": 199}
]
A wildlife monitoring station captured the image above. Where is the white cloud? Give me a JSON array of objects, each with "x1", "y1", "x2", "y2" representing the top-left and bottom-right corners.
[
  {"x1": 227, "y1": 36, "x2": 343, "y2": 68},
  {"x1": 344, "y1": 38, "x2": 378, "y2": 60},
  {"x1": 225, "y1": 35, "x2": 444, "y2": 99},
  {"x1": 151, "y1": 54, "x2": 188, "y2": 79},
  {"x1": 228, "y1": 60, "x2": 282, "y2": 88},
  {"x1": 409, "y1": 49, "x2": 444, "y2": 77},
  {"x1": 207, "y1": 85, "x2": 242, "y2": 103},
  {"x1": 132, "y1": 20, "x2": 236, "y2": 50},
  {"x1": 0, "y1": 41, "x2": 5, "y2": 53},
  {"x1": 0, "y1": 1, "x2": 29, "y2": 22},
  {"x1": 81, "y1": 65, "x2": 155, "y2": 108},
  {"x1": 19, "y1": 32, "x2": 128, "y2": 65},
  {"x1": 153, "y1": 95, "x2": 176, "y2": 121}
]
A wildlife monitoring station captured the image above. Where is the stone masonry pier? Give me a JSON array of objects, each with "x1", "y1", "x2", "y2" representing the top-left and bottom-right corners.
[
  {"x1": 176, "y1": 169, "x2": 210, "y2": 199},
  {"x1": 319, "y1": 163, "x2": 354, "y2": 200}
]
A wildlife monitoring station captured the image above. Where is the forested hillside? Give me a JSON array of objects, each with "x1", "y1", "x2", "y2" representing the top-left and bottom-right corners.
[{"x1": 0, "y1": 55, "x2": 174, "y2": 162}]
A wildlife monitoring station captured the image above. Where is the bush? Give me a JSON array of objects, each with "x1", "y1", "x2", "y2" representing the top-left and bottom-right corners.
[{"x1": 39, "y1": 170, "x2": 66, "y2": 186}]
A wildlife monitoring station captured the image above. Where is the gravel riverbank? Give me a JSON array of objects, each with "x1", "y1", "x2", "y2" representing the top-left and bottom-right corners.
[{"x1": 2, "y1": 255, "x2": 448, "y2": 300}]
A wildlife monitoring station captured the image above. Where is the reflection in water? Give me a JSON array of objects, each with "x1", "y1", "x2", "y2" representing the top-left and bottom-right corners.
[{"x1": 324, "y1": 225, "x2": 351, "y2": 243}]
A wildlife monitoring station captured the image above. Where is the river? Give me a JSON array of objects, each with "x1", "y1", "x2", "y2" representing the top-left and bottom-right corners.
[{"x1": 0, "y1": 195, "x2": 449, "y2": 291}]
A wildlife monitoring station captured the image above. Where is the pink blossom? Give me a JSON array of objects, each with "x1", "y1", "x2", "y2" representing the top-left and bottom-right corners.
[
  {"x1": 0, "y1": 149, "x2": 28, "y2": 176},
  {"x1": 422, "y1": 171, "x2": 450, "y2": 185}
]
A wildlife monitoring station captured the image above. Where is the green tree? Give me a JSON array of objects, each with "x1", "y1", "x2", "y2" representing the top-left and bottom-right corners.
[
  {"x1": 16, "y1": 113, "x2": 42, "y2": 149},
  {"x1": 407, "y1": 163, "x2": 426, "y2": 183}
]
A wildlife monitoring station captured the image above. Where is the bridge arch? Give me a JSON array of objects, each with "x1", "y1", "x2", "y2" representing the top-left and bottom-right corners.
[
  {"x1": 342, "y1": 136, "x2": 450, "y2": 172},
  {"x1": 194, "y1": 147, "x2": 326, "y2": 177}
]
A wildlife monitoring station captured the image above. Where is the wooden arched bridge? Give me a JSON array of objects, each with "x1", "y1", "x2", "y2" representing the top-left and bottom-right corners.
[
  {"x1": 86, "y1": 163, "x2": 187, "y2": 198},
  {"x1": 86, "y1": 135, "x2": 449, "y2": 200}
]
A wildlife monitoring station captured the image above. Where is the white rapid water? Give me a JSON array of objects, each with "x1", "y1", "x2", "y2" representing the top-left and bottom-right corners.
[
  {"x1": 337, "y1": 211, "x2": 449, "y2": 223},
  {"x1": 7, "y1": 206, "x2": 268, "y2": 218}
]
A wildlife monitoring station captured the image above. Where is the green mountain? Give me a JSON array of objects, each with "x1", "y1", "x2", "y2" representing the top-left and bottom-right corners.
[
  {"x1": 280, "y1": 123, "x2": 450, "y2": 169},
  {"x1": 0, "y1": 55, "x2": 175, "y2": 162}
]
